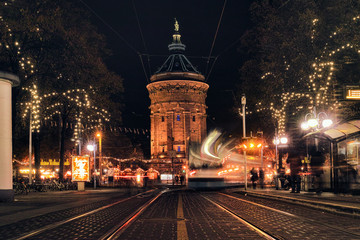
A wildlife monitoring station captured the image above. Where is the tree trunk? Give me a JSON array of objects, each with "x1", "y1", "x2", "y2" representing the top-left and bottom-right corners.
[
  {"x1": 59, "y1": 115, "x2": 67, "y2": 182},
  {"x1": 34, "y1": 132, "x2": 41, "y2": 182}
]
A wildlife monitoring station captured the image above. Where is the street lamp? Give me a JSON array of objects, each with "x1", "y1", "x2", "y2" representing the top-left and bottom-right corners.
[
  {"x1": 87, "y1": 143, "x2": 96, "y2": 189},
  {"x1": 239, "y1": 94, "x2": 247, "y2": 190},
  {"x1": 96, "y1": 132, "x2": 102, "y2": 185},
  {"x1": 301, "y1": 107, "x2": 333, "y2": 151},
  {"x1": 273, "y1": 132, "x2": 288, "y2": 190},
  {"x1": 272, "y1": 136, "x2": 288, "y2": 161},
  {"x1": 301, "y1": 107, "x2": 333, "y2": 131}
]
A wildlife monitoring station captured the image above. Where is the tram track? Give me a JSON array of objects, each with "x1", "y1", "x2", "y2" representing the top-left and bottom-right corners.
[
  {"x1": 204, "y1": 192, "x2": 360, "y2": 239},
  {"x1": 100, "y1": 189, "x2": 166, "y2": 239},
  {"x1": 201, "y1": 194, "x2": 280, "y2": 240},
  {"x1": 13, "y1": 189, "x2": 164, "y2": 240}
]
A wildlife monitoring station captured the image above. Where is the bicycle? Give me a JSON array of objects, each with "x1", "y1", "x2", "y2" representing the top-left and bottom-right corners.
[{"x1": 13, "y1": 182, "x2": 28, "y2": 195}]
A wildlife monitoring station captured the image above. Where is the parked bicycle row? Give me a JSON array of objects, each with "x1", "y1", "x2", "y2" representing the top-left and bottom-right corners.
[{"x1": 13, "y1": 179, "x2": 77, "y2": 195}]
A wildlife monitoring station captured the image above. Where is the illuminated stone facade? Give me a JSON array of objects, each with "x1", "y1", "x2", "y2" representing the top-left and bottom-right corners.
[{"x1": 147, "y1": 20, "x2": 209, "y2": 174}]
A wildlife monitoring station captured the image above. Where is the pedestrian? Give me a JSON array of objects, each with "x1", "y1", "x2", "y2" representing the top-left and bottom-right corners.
[
  {"x1": 175, "y1": 175, "x2": 179, "y2": 185},
  {"x1": 286, "y1": 150, "x2": 302, "y2": 193},
  {"x1": 310, "y1": 148, "x2": 324, "y2": 194},
  {"x1": 108, "y1": 166, "x2": 114, "y2": 185},
  {"x1": 259, "y1": 168, "x2": 265, "y2": 189},
  {"x1": 143, "y1": 172, "x2": 148, "y2": 188},
  {"x1": 180, "y1": 175, "x2": 184, "y2": 185},
  {"x1": 250, "y1": 167, "x2": 258, "y2": 189}
]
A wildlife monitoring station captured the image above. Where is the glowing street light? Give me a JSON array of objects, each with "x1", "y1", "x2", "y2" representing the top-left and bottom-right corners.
[
  {"x1": 301, "y1": 107, "x2": 333, "y2": 151},
  {"x1": 322, "y1": 119, "x2": 333, "y2": 128},
  {"x1": 280, "y1": 137, "x2": 288, "y2": 144},
  {"x1": 301, "y1": 107, "x2": 333, "y2": 131},
  {"x1": 87, "y1": 143, "x2": 96, "y2": 189},
  {"x1": 87, "y1": 144, "x2": 95, "y2": 152},
  {"x1": 273, "y1": 129, "x2": 288, "y2": 190}
]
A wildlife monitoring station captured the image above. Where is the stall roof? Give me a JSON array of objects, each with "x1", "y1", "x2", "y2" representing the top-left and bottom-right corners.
[{"x1": 304, "y1": 119, "x2": 360, "y2": 142}]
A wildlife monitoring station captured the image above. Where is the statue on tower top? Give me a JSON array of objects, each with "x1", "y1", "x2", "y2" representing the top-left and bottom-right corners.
[
  {"x1": 172, "y1": 18, "x2": 182, "y2": 44},
  {"x1": 174, "y1": 18, "x2": 179, "y2": 32},
  {"x1": 168, "y1": 18, "x2": 185, "y2": 52}
]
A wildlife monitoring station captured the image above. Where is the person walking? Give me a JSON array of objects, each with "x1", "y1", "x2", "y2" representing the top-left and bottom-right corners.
[
  {"x1": 310, "y1": 148, "x2": 324, "y2": 194},
  {"x1": 180, "y1": 175, "x2": 185, "y2": 185},
  {"x1": 259, "y1": 168, "x2": 265, "y2": 189},
  {"x1": 287, "y1": 150, "x2": 302, "y2": 193},
  {"x1": 250, "y1": 168, "x2": 259, "y2": 189}
]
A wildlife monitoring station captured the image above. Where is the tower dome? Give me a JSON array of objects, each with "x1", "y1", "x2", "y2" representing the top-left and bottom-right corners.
[{"x1": 150, "y1": 19, "x2": 205, "y2": 82}]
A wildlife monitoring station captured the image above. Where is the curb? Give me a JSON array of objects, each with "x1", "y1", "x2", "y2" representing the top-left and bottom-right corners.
[{"x1": 237, "y1": 190, "x2": 360, "y2": 217}]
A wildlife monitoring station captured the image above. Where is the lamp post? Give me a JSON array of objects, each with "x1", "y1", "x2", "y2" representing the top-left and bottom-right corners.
[
  {"x1": 301, "y1": 106, "x2": 333, "y2": 150},
  {"x1": 96, "y1": 132, "x2": 102, "y2": 185},
  {"x1": 29, "y1": 111, "x2": 32, "y2": 184},
  {"x1": 239, "y1": 94, "x2": 247, "y2": 190},
  {"x1": 273, "y1": 133, "x2": 288, "y2": 190},
  {"x1": 87, "y1": 143, "x2": 96, "y2": 189}
]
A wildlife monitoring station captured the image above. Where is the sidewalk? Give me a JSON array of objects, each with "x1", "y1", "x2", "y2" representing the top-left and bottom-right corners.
[{"x1": 234, "y1": 187, "x2": 360, "y2": 217}]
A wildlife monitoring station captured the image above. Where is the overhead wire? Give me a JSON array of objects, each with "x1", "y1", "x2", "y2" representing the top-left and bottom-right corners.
[
  {"x1": 132, "y1": 0, "x2": 152, "y2": 79},
  {"x1": 205, "y1": 0, "x2": 227, "y2": 80},
  {"x1": 206, "y1": 35, "x2": 242, "y2": 81},
  {"x1": 78, "y1": 0, "x2": 150, "y2": 83},
  {"x1": 141, "y1": 53, "x2": 216, "y2": 59}
]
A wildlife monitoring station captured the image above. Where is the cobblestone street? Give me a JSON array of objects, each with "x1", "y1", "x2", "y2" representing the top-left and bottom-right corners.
[{"x1": 1, "y1": 187, "x2": 360, "y2": 239}]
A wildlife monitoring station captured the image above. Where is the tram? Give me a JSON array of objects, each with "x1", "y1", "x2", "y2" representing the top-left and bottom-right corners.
[{"x1": 188, "y1": 169, "x2": 225, "y2": 190}]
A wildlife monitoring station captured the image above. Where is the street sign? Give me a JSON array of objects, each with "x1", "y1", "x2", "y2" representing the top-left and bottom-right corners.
[
  {"x1": 344, "y1": 85, "x2": 360, "y2": 100},
  {"x1": 346, "y1": 89, "x2": 360, "y2": 99}
]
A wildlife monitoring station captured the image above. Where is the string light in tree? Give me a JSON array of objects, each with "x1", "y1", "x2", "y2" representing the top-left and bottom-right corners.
[
  {"x1": 255, "y1": 15, "x2": 360, "y2": 134},
  {"x1": 21, "y1": 84, "x2": 41, "y2": 133},
  {"x1": 21, "y1": 87, "x2": 111, "y2": 146}
]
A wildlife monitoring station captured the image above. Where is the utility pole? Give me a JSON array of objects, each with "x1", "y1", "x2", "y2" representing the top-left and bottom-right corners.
[
  {"x1": 29, "y1": 111, "x2": 32, "y2": 184},
  {"x1": 241, "y1": 94, "x2": 247, "y2": 190},
  {"x1": 93, "y1": 144, "x2": 96, "y2": 189},
  {"x1": 96, "y1": 132, "x2": 102, "y2": 185},
  {"x1": 274, "y1": 128, "x2": 279, "y2": 190}
]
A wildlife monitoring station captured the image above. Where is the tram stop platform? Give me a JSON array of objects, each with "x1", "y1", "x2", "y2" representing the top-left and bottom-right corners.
[{"x1": 232, "y1": 188, "x2": 360, "y2": 217}]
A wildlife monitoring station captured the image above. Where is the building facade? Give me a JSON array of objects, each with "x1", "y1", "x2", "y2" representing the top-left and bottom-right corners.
[{"x1": 147, "y1": 20, "x2": 209, "y2": 174}]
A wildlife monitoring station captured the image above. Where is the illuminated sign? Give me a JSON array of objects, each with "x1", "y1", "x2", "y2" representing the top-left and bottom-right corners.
[
  {"x1": 72, "y1": 156, "x2": 90, "y2": 182},
  {"x1": 40, "y1": 159, "x2": 70, "y2": 166},
  {"x1": 346, "y1": 89, "x2": 360, "y2": 99}
]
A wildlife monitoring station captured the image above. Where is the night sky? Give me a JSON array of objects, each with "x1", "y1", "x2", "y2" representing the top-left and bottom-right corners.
[{"x1": 83, "y1": 0, "x2": 252, "y2": 133}]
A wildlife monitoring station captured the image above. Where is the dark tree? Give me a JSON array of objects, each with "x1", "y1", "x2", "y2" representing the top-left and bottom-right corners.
[
  {"x1": 0, "y1": 0, "x2": 123, "y2": 181},
  {"x1": 239, "y1": 0, "x2": 360, "y2": 140}
]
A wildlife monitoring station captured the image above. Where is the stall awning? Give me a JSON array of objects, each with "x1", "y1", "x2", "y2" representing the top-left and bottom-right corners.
[{"x1": 304, "y1": 119, "x2": 360, "y2": 142}]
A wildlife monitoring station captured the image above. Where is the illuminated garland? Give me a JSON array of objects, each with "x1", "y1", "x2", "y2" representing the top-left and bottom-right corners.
[{"x1": 21, "y1": 86, "x2": 111, "y2": 146}]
